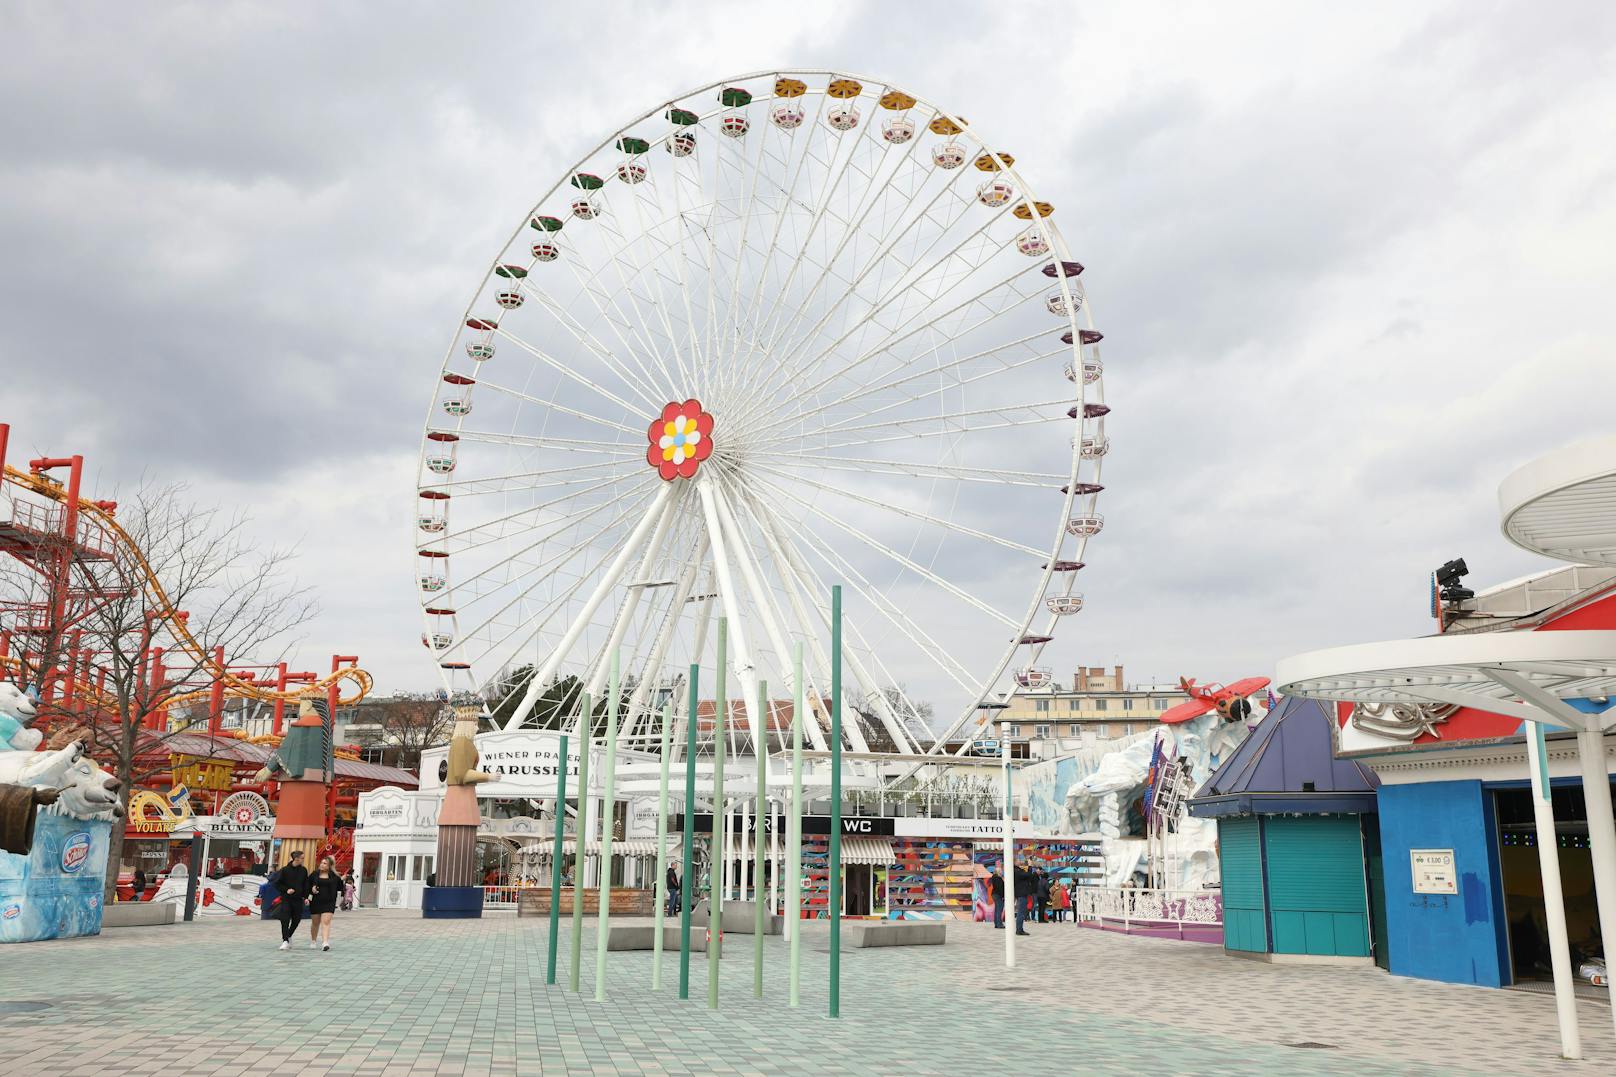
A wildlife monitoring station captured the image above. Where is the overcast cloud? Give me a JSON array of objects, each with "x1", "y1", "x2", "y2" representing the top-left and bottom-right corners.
[{"x1": 3, "y1": 1, "x2": 1614, "y2": 697}]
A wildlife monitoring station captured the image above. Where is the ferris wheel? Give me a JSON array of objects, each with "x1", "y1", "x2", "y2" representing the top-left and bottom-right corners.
[{"x1": 415, "y1": 70, "x2": 1107, "y2": 763}]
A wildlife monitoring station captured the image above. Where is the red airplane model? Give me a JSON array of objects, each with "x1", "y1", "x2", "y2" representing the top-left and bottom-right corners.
[{"x1": 1158, "y1": 675, "x2": 1271, "y2": 725}]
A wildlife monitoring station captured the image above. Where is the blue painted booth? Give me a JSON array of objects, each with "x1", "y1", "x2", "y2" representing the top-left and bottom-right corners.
[{"x1": 1189, "y1": 696, "x2": 1381, "y2": 963}]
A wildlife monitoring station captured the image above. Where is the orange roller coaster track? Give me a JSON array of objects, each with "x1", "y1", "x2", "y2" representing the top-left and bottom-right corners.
[{"x1": 2, "y1": 459, "x2": 372, "y2": 709}]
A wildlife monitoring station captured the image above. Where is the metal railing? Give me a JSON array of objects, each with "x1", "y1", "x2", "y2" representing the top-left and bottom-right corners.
[
  {"x1": 1074, "y1": 886, "x2": 1223, "y2": 930},
  {"x1": 482, "y1": 884, "x2": 543, "y2": 908}
]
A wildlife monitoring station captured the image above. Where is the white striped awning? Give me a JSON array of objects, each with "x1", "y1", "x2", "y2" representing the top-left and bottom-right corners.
[
  {"x1": 517, "y1": 839, "x2": 680, "y2": 859},
  {"x1": 836, "y1": 837, "x2": 895, "y2": 866}
]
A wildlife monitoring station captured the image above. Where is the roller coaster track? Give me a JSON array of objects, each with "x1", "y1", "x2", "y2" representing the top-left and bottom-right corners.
[{"x1": 2, "y1": 464, "x2": 373, "y2": 708}]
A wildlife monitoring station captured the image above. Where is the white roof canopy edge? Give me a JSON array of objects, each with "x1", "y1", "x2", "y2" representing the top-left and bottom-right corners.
[{"x1": 1499, "y1": 434, "x2": 1616, "y2": 567}]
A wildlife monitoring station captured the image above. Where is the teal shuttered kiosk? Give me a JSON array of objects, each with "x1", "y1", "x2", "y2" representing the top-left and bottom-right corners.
[{"x1": 1188, "y1": 696, "x2": 1381, "y2": 962}]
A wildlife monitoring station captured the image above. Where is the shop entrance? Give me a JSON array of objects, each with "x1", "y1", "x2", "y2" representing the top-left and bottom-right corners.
[
  {"x1": 359, "y1": 853, "x2": 381, "y2": 907},
  {"x1": 841, "y1": 865, "x2": 889, "y2": 918},
  {"x1": 1493, "y1": 781, "x2": 1611, "y2": 985}
]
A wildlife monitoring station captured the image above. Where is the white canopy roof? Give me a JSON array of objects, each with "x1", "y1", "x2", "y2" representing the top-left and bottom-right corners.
[
  {"x1": 1274, "y1": 630, "x2": 1616, "y2": 732},
  {"x1": 1500, "y1": 434, "x2": 1616, "y2": 567}
]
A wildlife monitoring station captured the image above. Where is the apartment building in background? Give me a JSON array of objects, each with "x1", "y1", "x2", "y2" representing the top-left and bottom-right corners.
[{"x1": 992, "y1": 664, "x2": 1180, "y2": 758}]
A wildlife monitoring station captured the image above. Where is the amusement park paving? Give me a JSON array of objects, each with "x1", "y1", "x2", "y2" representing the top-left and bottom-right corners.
[{"x1": 0, "y1": 911, "x2": 1610, "y2": 1076}]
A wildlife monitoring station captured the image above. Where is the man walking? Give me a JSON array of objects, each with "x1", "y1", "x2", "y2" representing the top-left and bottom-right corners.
[
  {"x1": 267, "y1": 850, "x2": 309, "y2": 951},
  {"x1": 1036, "y1": 869, "x2": 1051, "y2": 924},
  {"x1": 988, "y1": 868, "x2": 1005, "y2": 928}
]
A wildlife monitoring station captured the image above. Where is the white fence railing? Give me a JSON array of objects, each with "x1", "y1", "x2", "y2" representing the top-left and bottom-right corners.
[{"x1": 1074, "y1": 887, "x2": 1223, "y2": 930}]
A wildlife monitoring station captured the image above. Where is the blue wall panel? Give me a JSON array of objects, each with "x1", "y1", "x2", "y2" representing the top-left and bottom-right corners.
[
  {"x1": 1218, "y1": 817, "x2": 1267, "y2": 952},
  {"x1": 1376, "y1": 781, "x2": 1507, "y2": 987}
]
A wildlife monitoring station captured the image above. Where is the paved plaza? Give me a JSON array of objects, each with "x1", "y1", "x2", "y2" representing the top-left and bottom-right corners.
[{"x1": 0, "y1": 910, "x2": 1611, "y2": 1076}]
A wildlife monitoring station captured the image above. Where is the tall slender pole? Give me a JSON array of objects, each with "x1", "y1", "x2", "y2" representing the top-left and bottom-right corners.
[
  {"x1": 594, "y1": 650, "x2": 622, "y2": 1002},
  {"x1": 680, "y1": 665, "x2": 699, "y2": 1000},
  {"x1": 1001, "y1": 730, "x2": 1017, "y2": 969},
  {"x1": 754, "y1": 679, "x2": 768, "y2": 998},
  {"x1": 546, "y1": 733, "x2": 569, "y2": 986},
  {"x1": 709, "y1": 619, "x2": 727, "y2": 1009},
  {"x1": 569, "y1": 691, "x2": 592, "y2": 994},
  {"x1": 652, "y1": 701, "x2": 674, "y2": 990},
  {"x1": 1575, "y1": 726, "x2": 1616, "y2": 1037},
  {"x1": 788, "y1": 643, "x2": 804, "y2": 1007},
  {"x1": 1526, "y1": 723, "x2": 1576, "y2": 1055},
  {"x1": 829, "y1": 585, "x2": 842, "y2": 1019}
]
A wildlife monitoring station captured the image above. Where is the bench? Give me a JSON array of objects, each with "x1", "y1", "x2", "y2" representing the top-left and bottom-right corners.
[
  {"x1": 604, "y1": 924, "x2": 715, "y2": 952},
  {"x1": 689, "y1": 899, "x2": 783, "y2": 936},
  {"x1": 103, "y1": 902, "x2": 177, "y2": 929},
  {"x1": 846, "y1": 921, "x2": 946, "y2": 948}
]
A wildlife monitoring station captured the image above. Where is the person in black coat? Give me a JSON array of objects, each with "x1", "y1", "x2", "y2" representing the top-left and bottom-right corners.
[
  {"x1": 268, "y1": 850, "x2": 309, "y2": 950},
  {"x1": 306, "y1": 855, "x2": 342, "y2": 952},
  {"x1": 665, "y1": 864, "x2": 680, "y2": 916},
  {"x1": 988, "y1": 870, "x2": 1005, "y2": 929},
  {"x1": 1036, "y1": 870, "x2": 1052, "y2": 923},
  {"x1": 1013, "y1": 862, "x2": 1035, "y2": 936}
]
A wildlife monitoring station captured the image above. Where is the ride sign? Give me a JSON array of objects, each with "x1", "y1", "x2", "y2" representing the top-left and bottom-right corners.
[
  {"x1": 214, "y1": 792, "x2": 273, "y2": 835},
  {"x1": 473, "y1": 731, "x2": 587, "y2": 799}
]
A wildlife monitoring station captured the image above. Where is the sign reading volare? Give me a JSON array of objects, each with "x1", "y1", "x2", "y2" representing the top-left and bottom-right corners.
[{"x1": 473, "y1": 732, "x2": 584, "y2": 798}]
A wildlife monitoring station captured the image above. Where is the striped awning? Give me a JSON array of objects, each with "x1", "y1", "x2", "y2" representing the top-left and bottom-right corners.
[
  {"x1": 516, "y1": 839, "x2": 679, "y2": 859},
  {"x1": 836, "y1": 837, "x2": 895, "y2": 866}
]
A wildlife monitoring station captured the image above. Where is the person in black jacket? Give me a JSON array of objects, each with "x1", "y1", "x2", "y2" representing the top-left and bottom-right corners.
[
  {"x1": 306, "y1": 856, "x2": 341, "y2": 952},
  {"x1": 988, "y1": 870, "x2": 1005, "y2": 929},
  {"x1": 1013, "y1": 861, "x2": 1035, "y2": 936},
  {"x1": 1036, "y1": 870, "x2": 1052, "y2": 923},
  {"x1": 268, "y1": 850, "x2": 308, "y2": 950},
  {"x1": 665, "y1": 864, "x2": 680, "y2": 916}
]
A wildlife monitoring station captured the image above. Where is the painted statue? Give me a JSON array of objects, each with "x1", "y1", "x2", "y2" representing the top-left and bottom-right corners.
[
  {"x1": 0, "y1": 682, "x2": 43, "y2": 752},
  {"x1": 435, "y1": 707, "x2": 491, "y2": 890},
  {"x1": 255, "y1": 699, "x2": 329, "y2": 869}
]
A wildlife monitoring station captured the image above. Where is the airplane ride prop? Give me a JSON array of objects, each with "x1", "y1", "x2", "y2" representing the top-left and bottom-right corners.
[{"x1": 1158, "y1": 676, "x2": 1271, "y2": 725}]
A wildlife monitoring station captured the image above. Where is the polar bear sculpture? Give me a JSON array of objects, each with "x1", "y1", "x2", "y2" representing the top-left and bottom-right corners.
[
  {"x1": 0, "y1": 741, "x2": 124, "y2": 821},
  {"x1": 0, "y1": 681, "x2": 43, "y2": 752}
]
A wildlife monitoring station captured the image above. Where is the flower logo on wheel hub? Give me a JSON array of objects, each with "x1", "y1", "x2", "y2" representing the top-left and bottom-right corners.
[{"x1": 647, "y1": 399, "x2": 714, "y2": 480}]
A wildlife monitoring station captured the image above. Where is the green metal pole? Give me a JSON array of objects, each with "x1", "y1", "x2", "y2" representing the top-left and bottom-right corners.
[
  {"x1": 546, "y1": 733, "x2": 568, "y2": 986},
  {"x1": 709, "y1": 618, "x2": 727, "y2": 1010},
  {"x1": 569, "y1": 691, "x2": 592, "y2": 994},
  {"x1": 829, "y1": 585, "x2": 842, "y2": 1020},
  {"x1": 594, "y1": 650, "x2": 621, "y2": 1002},
  {"x1": 652, "y1": 700, "x2": 674, "y2": 991},
  {"x1": 754, "y1": 678, "x2": 768, "y2": 998},
  {"x1": 788, "y1": 643, "x2": 803, "y2": 1007},
  {"x1": 680, "y1": 664, "x2": 698, "y2": 1000}
]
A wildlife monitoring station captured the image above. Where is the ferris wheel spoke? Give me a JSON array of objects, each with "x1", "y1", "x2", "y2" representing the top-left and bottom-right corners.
[
  {"x1": 442, "y1": 537, "x2": 610, "y2": 668},
  {"x1": 420, "y1": 459, "x2": 634, "y2": 499},
  {"x1": 616, "y1": 168, "x2": 701, "y2": 392},
  {"x1": 453, "y1": 429, "x2": 641, "y2": 456},
  {"x1": 750, "y1": 450, "x2": 1063, "y2": 488},
  {"x1": 528, "y1": 256, "x2": 678, "y2": 407},
  {"x1": 465, "y1": 373, "x2": 642, "y2": 437},
  {"x1": 495, "y1": 326, "x2": 656, "y2": 419},
  {"x1": 749, "y1": 462, "x2": 1044, "y2": 558},
  {"x1": 436, "y1": 471, "x2": 642, "y2": 557},
  {"x1": 619, "y1": 531, "x2": 708, "y2": 744},
  {"x1": 515, "y1": 283, "x2": 669, "y2": 412},
  {"x1": 753, "y1": 397, "x2": 1071, "y2": 455}
]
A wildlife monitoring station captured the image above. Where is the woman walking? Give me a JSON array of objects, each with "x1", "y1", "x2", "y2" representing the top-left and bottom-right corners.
[{"x1": 307, "y1": 856, "x2": 342, "y2": 951}]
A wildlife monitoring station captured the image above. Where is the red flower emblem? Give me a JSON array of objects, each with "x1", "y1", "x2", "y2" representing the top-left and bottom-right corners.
[{"x1": 646, "y1": 399, "x2": 714, "y2": 480}]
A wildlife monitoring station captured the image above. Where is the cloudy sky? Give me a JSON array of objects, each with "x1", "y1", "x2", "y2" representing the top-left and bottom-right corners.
[{"x1": 4, "y1": 1, "x2": 1615, "y2": 700}]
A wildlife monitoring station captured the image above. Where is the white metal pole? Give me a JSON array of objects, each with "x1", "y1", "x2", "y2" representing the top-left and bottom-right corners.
[
  {"x1": 1526, "y1": 723, "x2": 1581, "y2": 1059},
  {"x1": 1001, "y1": 730, "x2": 1016, "y2": 968},
  {"x1": 697, "y1": 479, "x2": 764, "y2": 757},
  {"x1": 1575, "y1": 726, "x2": 1616, "y2": 1036},
  {"x1": 652, "y1": 700, "x2": 674, "y2": 990},
  {"x1": 584, "y1": 493, "x2": 678, "y2": 699},
  {"x1": 788, "y1": 643, "x2": 805, "y2": 1000}
]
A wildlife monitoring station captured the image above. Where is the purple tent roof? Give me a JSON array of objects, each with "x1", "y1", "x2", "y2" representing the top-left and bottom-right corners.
[{"x1": 1186, "y1": 695, "x2": 1379, "y2": 818}]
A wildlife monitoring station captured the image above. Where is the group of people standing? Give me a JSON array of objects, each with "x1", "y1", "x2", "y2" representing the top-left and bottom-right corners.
[
  {"x1": 987, "y1": 861, "x2": 1079, "y2": 935},
  {"x1": 267, "y1": 850, "x2": 354, "y2": 952}
]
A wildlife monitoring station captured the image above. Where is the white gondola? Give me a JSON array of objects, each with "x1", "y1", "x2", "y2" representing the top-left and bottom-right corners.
[
  {"x1": 425, "y1": 454, "x2": 456, "y2": 474},
  {"x1": 571, "y1": 199, "x2": 600, "y2": 220},
  {"x1": 1046, "y1": 292, "x2": 1082, "y2": 316},
  {"x1": 932, "y1": 142, "x2": 967, "y2": 168},
  {"x1": 978, "y1": 180, "x2": 1014, "y2": 207},
  {"x1": 495, "y1": 290, "x2": 524, "y2": 309},
  {"x1": 531, "y1": 242, "x2": 559, "y2": 262},
  {"x1": 422, "y1": 632, "x2": 454, "y2": 650},
  {"x1": 616, "y1": 161, "x2": 647, "y2": 184},
  {"x1": 771, "y1": 105, "x2": 804, "y2": 129},
  {"x1": 1065, "y1": 514, "x2": 1104, "y2": 536},
  {"x1": 827, "y1": 107, "x2": 860, "y2": 131},
  {"x1": 882, "y1": 118, "x2": 915, "y2": 144},
  {"x1": 418, "y1": 514, "x2": 446, "y2": 534},
  {"x1": 1016, "y1": 227, "x2": 1050, "y2": 257},
  {"x1": 668, "y1": 131, "x2": 696, "y2": 156},
  {"x1": 465, "y1": 342, "x2": 495, "y2": 360},
  {"x1": 441, "y1": 398, "x2": 471, "y2": 417},
  {"x1": 419, "y1": 574, "x2": 446, "y2": 593},
  {"x1": 1046, "y1": 594, "x2": 1085, "y2": 615},
  {"x1": 1079, "y1": 435, "x2": 1110, "y2": 459},
  {"x1": 1014, "y1": 666, "x2": 1054, "y2": 689},
  {"x1": 720, "y1": 115, "x2": 750, "y2": 137},
  {"x1": 1064, "y1": 357, "x2": 1103, "y2": 384}
]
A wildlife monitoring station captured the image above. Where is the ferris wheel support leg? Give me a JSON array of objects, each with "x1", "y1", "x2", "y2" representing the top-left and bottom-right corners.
[
  {"x1": 621, "y1": 537, "x2": 708, "y2": 746},
  {"x1": 710, "y1": 482, "x2": 805, "y2": 753},
  {"x1": 583, "y1": 491, "x2": 679, "y2": 700},
  {"x1": 696, "y1": 478, "x2": 762, "y2": 758},
  {"x1": 751, "y1": 503, "x2": 864, "y2": 753},
  {"x1": 502, "y1": 482, "x2": 675, "y2": 731}
]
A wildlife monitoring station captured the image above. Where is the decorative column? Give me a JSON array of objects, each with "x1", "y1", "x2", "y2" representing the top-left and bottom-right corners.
[{"x1": 258, "y1": 699, "x2": 329, "y2": 869}]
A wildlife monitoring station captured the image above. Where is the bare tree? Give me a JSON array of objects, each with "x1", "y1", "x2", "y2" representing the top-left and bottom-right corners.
[
  {"x1": 32, "y1": 481, "x2": 318, "y2": 900},
  {"x1": 346, "y1": 693, "x2": 454, "y2": 771}
]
